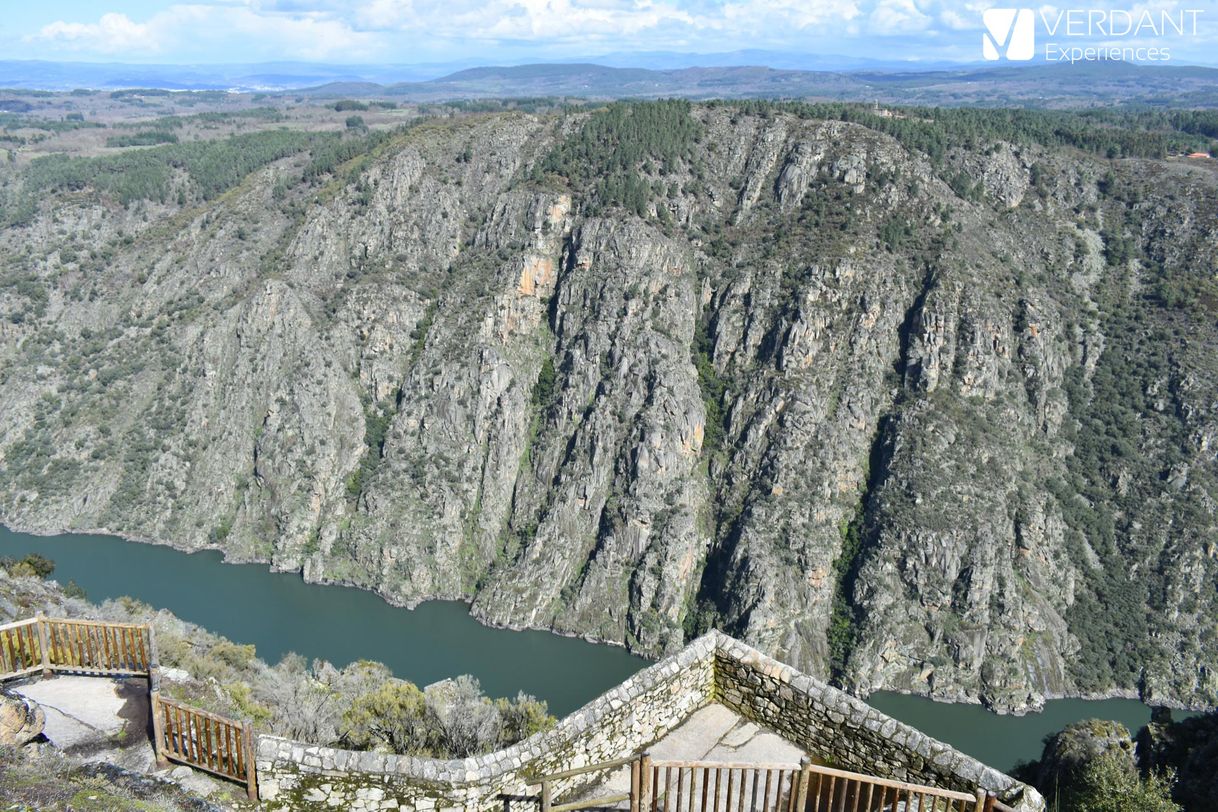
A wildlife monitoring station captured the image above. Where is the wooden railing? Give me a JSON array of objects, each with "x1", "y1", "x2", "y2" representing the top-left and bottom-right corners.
[
  {"x1": 0, "y1": 615, "x2": 153, "y2": 680},
  {"x1": 44, "y1": 617, "x2": 153, "y2": 675},
  {"x1": 0, "y1": 618, "x2": 44, "y2": 679},
  {"x1": 536, "y1": 755, "x2": 641, "y2": 812},
  {"x1": 538, "y1": 754, "x2": 1003, "y2": 812},
  {"x1": 2, "y1": 615, "x2": 258, "y2": 800},
  {"x1": 647, "y1": 759, "x2": 802, "y2": 812},
  {"x1": 798, "y1": 762, "x2": 982, "y2": 812},
  {"x1": 152, "y1": 692, "x2": 257, "y2": 801},
  {"x1": 648, "y1": 758, "x2": 980, "y2": 812}
]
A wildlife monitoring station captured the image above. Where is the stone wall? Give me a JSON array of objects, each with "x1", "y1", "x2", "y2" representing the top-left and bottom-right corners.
[
  {"x1": 255, "y1": 631, "x2": 1044, "y2": 811},
  {"x1": 712, "y1": 634, "x2": 1045, "y2": 812},
  {"x1": 255, "y1": 634, "x2": 718, "y2": 810}
]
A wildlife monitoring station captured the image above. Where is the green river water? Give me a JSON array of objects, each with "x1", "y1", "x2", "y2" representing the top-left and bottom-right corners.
[{"x1": 0, "y1": 525, "x2": 1196, "y2": 771}]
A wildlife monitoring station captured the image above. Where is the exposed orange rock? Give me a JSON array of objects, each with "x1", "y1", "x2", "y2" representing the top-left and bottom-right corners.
[{"x1": 517, "y1": 256, "x2": 555, "y2": 296}]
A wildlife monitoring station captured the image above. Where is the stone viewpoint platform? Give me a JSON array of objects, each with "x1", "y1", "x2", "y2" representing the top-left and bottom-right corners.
[{"x1": 256, "y1": 631, "x2": 1045, "y2": 811}]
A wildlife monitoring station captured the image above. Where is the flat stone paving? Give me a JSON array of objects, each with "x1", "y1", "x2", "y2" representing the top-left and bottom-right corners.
[
  {"x1": 14, "y1": 675, "x2": 145, "y2": 756},
  {"x1": 577, "y1": 703, "x2": 806, "y2": 807},
  {"x1": 12, "y1": 675, "x2": 232, "y2": 799}
]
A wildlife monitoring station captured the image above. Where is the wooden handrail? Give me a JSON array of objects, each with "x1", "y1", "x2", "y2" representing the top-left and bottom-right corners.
[
  {"x1": 550, "y1": 792, "x2": 631, "y2": 812},
  {"x1": 539, "y1": 752, "x2": 990, "y2": 812},
  {"x1": 988, "y1": 793, "x2": 1017, "y2": 812},
  {"x1": 650, "y1": 759, "x2": 804, "y2": 771},
  {"x1": 648, "y1": 757, "x2": 977, "y2": 804},
  {"x1": 41, "y1": 617, "x2": 151, "y2": 630},
  {"x1": 42, "y1": 617, "x2": 151, "y2": 676},
  {"x1": 1, "y1": 616, "x2": 153, "y2": 681},
  {"x1": 0, "y1": 618, "x2": 42, "y2": 679},
  {"x1": 1, "y1": 615, "x2": 257, "y2": 801},
  {"x1": 535, "y1": 754, "x2": 641, "y2": 812},
  {"x1": 807, "y1": 762, "x2": 977, "y2": 802},
  {"x1": 678, "y1": 759, "x2": 976, "y2": 811},
  {"x1": 154, "y1": 692, "x2": 257, "y2": 800},
  {"x1": 533, "y1": 754, "x2": 640, "y2": 783}
]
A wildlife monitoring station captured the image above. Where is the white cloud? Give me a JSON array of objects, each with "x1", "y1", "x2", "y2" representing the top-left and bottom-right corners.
[
  {"x1": 21, "y1": 0, "x2": 1214, "y2": 64},
  {"x1": 868, "y1": 0, "x2": 932, "y2": 34},
  {"x1": 935, "y1": 1, "x2": 992, "y2": 31},
  {"x1": 351, "y1": 0, "x2": 701, "y2": 42},
  {"x1": 22, "y1": 0, "x2": 973, "y2": 63},
  {"x1": 31, "y1": 4, "x2": 383, "y2": 61},
  {"x1": 350, "y1": 0, "x2": 863, "y2": 48},
  {"x1": 36, "y1": 13, "x2": 157, "y2": 55},
  {"x1": 355, "y1": 0, "x2": 416, "y2": 29},
  {"x1": 721, "y1": 0, "x2": 862, "y2": 33}
]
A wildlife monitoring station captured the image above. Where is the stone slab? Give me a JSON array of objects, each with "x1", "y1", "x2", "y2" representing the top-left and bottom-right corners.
[
  {"x1": 14, "y1": 676, "x2": 129, "y2": 749},
  {"x1": 582, "y1": 703, "x2": 807, "y2": 804}
]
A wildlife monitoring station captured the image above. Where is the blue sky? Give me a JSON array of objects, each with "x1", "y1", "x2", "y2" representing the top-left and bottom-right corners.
[{"x1": 3, "y1": 1, "x2": 1216, "y2": 66}]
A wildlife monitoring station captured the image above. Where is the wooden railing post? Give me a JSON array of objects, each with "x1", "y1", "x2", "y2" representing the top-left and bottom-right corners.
[
  {"x1": 151, "y1": 692, "x2": 170, "y2": 769},
  {"x1": 35, "y1": 615, "x2": 52, "y2": 678},
  {"x1": 974, "y1": 789, "x2": 987, "y2": 812},
  {"x1": 630, "y1": 755, "x2": 641, "y2": 812},
  {"x1": 243, "y1": 720, "x2": 258, "y2": 801},
  {"x1": 796, "y1": 757, "x2": 811, "y2": 812},
  {"x1": 983, "y1": 792, "x2": 998, "y2": 812},
  {"x1": 541, "y1": 779, "x2": 552, "y2": 812},
  {"x1": 147, "y1": 622, "x2": 169, "y2": 770},
  {"x1": 640, "y1": 752, "x2": 653, "y2": 812},
  {"x1": 146, "y1": 623, "x2": 161, "y2": 692}
]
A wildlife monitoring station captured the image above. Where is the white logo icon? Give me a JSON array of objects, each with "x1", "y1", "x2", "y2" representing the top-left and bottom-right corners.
[{"x1": 982, "y1": 8, "x2": 1036, "y2": 60}]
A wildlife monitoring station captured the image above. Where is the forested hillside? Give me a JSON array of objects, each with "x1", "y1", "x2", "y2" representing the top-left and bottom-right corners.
[{"x1": 1, "y1": 101, "x2": 1215, "y2": 713}]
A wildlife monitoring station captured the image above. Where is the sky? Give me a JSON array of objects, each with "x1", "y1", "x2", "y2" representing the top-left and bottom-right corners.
[{"x1": 2, "y1": 0, "x2": 1216, "y2": 67}]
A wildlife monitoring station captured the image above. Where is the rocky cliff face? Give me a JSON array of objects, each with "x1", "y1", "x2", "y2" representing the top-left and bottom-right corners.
[{"x1": 1, "y1": 104, "x2": 1215, "y2": 713}]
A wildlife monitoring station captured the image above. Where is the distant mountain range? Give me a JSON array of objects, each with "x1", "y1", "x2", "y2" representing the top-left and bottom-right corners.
[
  {"x1": 0, "y1": 53, "x2": 979, "y2": 92},
  {"x1": 0, "y1": 60, "x2": 418, "y2": 91},
  {"x1": 2, "y1": 57, "x2": 1217, "y2": 108}
]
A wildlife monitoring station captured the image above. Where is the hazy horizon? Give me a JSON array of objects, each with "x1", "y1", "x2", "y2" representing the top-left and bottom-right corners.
[{"x1": 4, "y1": 1, "x2": 1216, "y2": 69}]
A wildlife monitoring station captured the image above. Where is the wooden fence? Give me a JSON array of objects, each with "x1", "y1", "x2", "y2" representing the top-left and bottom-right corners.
[
  {"x1": 44, "y1": 617, "x2": 153, "y2": 675},
  {"x1": 152, "y1": 692, "x2": 257, "y2": 801},
  {"x1": 0, "y1": 618, "x2": 44, "y2": 679},
  {"x1": 536, "y1": 755, "x2": 640, "y2": 812},
  {"x1": 538, "y1": 755, "x2": 1001, "y2": 812},
  {"x1": 0, "y1": 615, "x2": 152, "y2": 679},
  {"x1": 646, "y1": 758, "x2": 982, "y2": 812},
  {"x1": 2, "y1": 615, "x2": 257, "y2": 800}
]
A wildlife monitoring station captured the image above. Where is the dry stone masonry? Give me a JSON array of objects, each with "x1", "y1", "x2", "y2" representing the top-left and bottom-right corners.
[
  {"x1": 256, "y1": 632, "x2": 1044, "y2": 811},
  {"x1": 256, "y1": 634, "x2": 716, "y2": 810},
  {"x1": 712, "y1": 635, "x2": 1043, "y2": 810}
]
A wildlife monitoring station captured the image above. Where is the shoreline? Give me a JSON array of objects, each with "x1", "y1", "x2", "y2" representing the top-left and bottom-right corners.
[
  {"x1": 2, "y1": 518, "x2": 1214, "y2": 718},
  {"x1": 867, "y1": 686, "x2": 1209, "y2": 717},
  {"x1": 0, "y1": 517, "x2": 644, "y2": 652}
]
